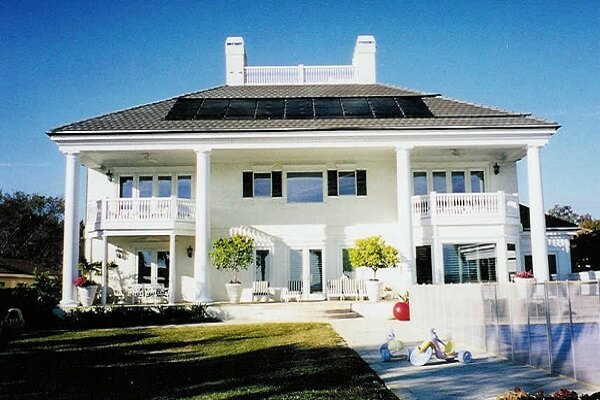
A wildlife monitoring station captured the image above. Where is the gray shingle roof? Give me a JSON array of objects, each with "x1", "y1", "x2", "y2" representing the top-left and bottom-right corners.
[{"x1": 48, "y1": 83, "x2": 559, "y2": 134}]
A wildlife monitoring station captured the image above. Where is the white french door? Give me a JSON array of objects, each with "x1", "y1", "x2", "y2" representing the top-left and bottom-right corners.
[{"x1": 137, "y1": 250, "x2": 170, "y2": 287}]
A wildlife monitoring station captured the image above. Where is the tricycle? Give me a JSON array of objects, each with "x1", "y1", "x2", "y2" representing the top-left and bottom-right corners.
[{"x1": 409, "y1": 328, "x2": 472, "y2": 366}]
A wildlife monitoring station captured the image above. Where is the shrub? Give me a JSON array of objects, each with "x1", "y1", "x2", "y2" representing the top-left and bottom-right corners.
[
  {"x1": 495, "y1": 388, "x2": 599, "y2": 400},
  {"x1": 209, "y1": 234, "x2": 254, "y2": 283},
  {"x1": 0, "y1": 271, "x2": 61, "y2": 330},
  {"x1": 60, "y1": 304, "x2": 214, "y2": 330},
  {"x1": 348, "y1": 236, "x2": 399, "y2": 280}
]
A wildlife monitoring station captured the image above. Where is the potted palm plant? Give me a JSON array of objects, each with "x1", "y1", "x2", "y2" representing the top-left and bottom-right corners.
[
  {"x1": 76, "y1": 259, "x2": 118, "y2": 306},
  {"x1": 349, "y1": 236, "x2": 399, "y2": 302},
  {"x1": 209, "y1": 234, "x2": 254, "y2": 303}
]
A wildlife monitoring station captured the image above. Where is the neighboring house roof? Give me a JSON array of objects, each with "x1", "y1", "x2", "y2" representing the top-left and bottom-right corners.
[
  {"x1": 48, "y1": 83, "x2": 558, "y2": 135},
  {"x1": 519, "y1": 204, "x2": 579, "y2": 231},
  {"x1": 0, "y1": 258, "x2": 55, "y2": 276}
]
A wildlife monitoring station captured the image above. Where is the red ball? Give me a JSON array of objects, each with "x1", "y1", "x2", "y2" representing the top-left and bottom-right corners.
[{"x1": 393, "y1": 302, "x2": 410, "y2": 321}]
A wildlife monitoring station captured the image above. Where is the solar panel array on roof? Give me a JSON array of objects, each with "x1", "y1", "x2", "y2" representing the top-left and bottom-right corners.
[{"x1": 164, "y1": 96, "x2": 433, "y2": 120}]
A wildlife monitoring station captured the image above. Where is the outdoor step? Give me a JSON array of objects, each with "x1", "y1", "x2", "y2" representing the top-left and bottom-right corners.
[{"x1": 208, "y1": 301, "x2": 361, "y2": 322}]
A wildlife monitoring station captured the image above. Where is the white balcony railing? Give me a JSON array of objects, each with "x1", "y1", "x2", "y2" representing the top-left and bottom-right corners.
[
  {"x1": 411, "y1": 192, "x2": 519, "y2": 222},
  {"x1": 87, "y1": 198, "x2": 196, "y2": 229},
  {"x1": 244, "y1": 65, "x2": 357, "y2": 85}
]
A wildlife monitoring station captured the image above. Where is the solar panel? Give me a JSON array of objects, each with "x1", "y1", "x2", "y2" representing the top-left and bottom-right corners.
[
  {"x1": 226, "y1": 99, "x2": 257, "y2": 119},
  {"x1": 195, "y1": 99, "x2": 230, "y2": 119},
  {"x1": 285, "y1": 98, "x2": 314, "y2": 119},
  {"x1": 165, "y1": 96, "x2": 434, "y2": 120},
  {"x1": 368, "y1": 97, "x2": 403, "y2": 118},
  {"x1": 255, "y1": 99, "x2": 285, "y2": 119},
  {"x1": 340, "y1": 98, "x2": 372, "y2": 118},
  {"x1": 395, "y1": 97, "x2": 433, "y2": 118},
  {"x1": 165, "y1": 99, "x2": 203, "y2": 120},
  {"x1": 314, "y1": 98, "x2": 343, "y2": 118}
]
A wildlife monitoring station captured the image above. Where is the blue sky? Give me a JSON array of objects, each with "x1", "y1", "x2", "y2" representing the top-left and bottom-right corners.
[{"x1": 1, "y1": 1, "x2": 598, "y2": 216}]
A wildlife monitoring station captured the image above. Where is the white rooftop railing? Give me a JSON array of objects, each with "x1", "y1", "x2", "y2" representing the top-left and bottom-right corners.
[{"x1": 244, "y1": 65, "x2": 357, "y2": 85}]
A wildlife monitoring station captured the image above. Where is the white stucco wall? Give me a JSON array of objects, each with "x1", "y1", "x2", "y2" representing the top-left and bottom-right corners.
[{"x1": 84, "y1": 149, "x2": 522, "y2": 301}]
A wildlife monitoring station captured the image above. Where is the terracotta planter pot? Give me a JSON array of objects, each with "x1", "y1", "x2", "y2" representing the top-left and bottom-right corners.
[{"x1": 393, "y1": 301, "x2": 410, "y2": 321}]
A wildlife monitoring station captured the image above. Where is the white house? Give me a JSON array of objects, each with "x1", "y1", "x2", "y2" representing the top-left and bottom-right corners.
[{"x1": 48, "y1": 36, "x2": 568, "y2": 305}]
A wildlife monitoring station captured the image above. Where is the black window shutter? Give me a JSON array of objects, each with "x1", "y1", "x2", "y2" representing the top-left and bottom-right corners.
[
  {"x1": 327, "y1": 170, "x2": 338, "y2": 196},
  {"x1": 272, "y1": 171, "x2": 282, "y2": 197},
  {"x1": 243, "y1": 171, "x2": 253, "y2": 198},
  {"x1": 357, "y1": 170, "x2": 367, "y2": 196}
]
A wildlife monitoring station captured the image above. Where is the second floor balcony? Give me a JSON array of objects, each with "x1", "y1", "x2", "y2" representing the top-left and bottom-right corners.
[
  {"x1": 411, "y1": 191, "x2": 520, "y2": 226},
  {"x1": 87, "y1": 198, "x2": 196, "y2": 233}
]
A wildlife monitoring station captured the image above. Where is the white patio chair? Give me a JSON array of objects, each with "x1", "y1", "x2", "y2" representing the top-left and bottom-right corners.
[
  {"x1": 283, "y1": 280, "x2": 302, "y2": 302},
  {"x1": 326, "y1": 279, "x2": 344, "y2": 301},
  {"x1": 252, "y1": 280, "x2": 271, "y2": 302},
  {"x1": 342, "y1": 278, "x2": 360, "y2": 301}
]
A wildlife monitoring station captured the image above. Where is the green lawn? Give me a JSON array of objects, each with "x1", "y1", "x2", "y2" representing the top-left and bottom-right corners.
[{"x1": 0, "y1": 322, "x2": 397, "y2": 399}]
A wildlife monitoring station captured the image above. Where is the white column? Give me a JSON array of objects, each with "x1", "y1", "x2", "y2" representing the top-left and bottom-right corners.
[
  {"x1": 60, "y1": 152, "x2": 81, "y2": 306},
  {"x1": 169, "y1": 233, "x2": 177, "y2": 304},
  {"x1": 194, "y1": 148, "x2": 212, "y2": 302},
  {"x1": 527, "y1": 145, "x2": 550, "y2": 281},
  {"x1": 395, "y1": 146, "x2": 416, "y2": 285},
  {"x1": 101, "y1": 235, "x2": 108, "y2": 305}
]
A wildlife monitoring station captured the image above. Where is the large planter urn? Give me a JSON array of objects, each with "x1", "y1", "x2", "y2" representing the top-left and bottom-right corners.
[
  {"x1": 225, "y1": 283, "x2": 243, "y2": 304},
  {"x1": 77, "y1": 285, "x2": 98, "y2": 306},
  {"x1": 365, "y1": 280, "x2": 381, "y2": 303}
]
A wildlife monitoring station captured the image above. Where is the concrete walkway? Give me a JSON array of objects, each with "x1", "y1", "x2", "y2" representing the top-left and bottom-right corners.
[{"x1": 330, "y1": 315, "x2": 600, "y2": 400}]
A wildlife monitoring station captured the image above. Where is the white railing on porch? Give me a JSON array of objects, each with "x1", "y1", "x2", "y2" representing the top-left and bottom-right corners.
[
  {"x1": 244, "y1": 65, "x2": 357, "y2": 85},
  {"x1": 411, "y1": 192, "x2": 519, "y2": 220},
  {"x1": 88, "y1": 198, "x2": 196, "y2": 226}
]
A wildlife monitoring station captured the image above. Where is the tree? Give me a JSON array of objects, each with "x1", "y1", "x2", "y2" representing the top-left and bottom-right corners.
[
  {"x1": 547, "y1": 204, "x2": 583, "y2": 225},
  {"x1": 0, "y1": 191, "x2": 64, "y2": 270},
  {"x1": 348, "y1": 236, "x2": 399, "y2": 280},
  {"x1": 209, "y1": 234, "x2": 254, "y2": 283}
]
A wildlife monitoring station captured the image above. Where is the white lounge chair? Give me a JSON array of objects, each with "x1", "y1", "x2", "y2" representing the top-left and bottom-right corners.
[{"x1": 252, "y1": 280, "x2": 271, "y2": 302}]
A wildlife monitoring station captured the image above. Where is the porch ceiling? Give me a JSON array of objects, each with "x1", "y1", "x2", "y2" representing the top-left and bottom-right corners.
[{"x1": 80, "y1": 145, "x2": 526, "y2": 170}]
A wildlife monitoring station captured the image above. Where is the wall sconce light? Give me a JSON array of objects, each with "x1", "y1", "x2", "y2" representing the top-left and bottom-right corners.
[
  {"x1": 115, "y1": 248, "x2": 125, "y2": 259},
  {"x1": 187, "y1": 245, "x2": 194, "y2": 258},
  {"x1": 106, "y1": 169, "x2": 114, "y2": 182},
  {"x1": 493, "y1": 163, "x2": 500, "y2": 175}
]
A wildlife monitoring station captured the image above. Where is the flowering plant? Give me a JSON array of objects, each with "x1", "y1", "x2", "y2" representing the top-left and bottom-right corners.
[
  {"x1": 515, "y1": 271, "x2": 534, "y2": 279},
  {"x1": 74, "y1": 276, "x2": 97, "y2": 288}
]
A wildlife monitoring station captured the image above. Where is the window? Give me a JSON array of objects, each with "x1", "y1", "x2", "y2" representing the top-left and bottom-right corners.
[
  {"x1": 342, "y1": 248, "x2": 352, "y2": 275},
  {"x1": 287, "y1": 172, "x2": 323, "y2": 203},
  {"x1": 158, "y1": 176, "x2": 172, "y2": 197},
  {"x1": 177, "y1": 176, "x2": 192, "y2": 199},
  {"x1": 433, "y1": 172, "x2": 447, "y2": 193},
  {"x1": 256, "y1": 250, "x2": 271, "y2": 281},
  {"x1": 327, "y1": 170, "x2": 367, "y2": 197},
  {"x1": 289, "y1": 249, "x2": 303, "y2": 281},
  {"x1": 139, "y1": 176, "x2": 153, "y2": 198},
  {"x1": 524, "y1": 254, "x2": 557, "y2": 276},
  {"x1": 470, "y1": 171, "x2": 485, "y2": 193},
  {"x1": 138, "y1": 250, "x2": 170, "y2": 287},
  {"x1": 253, "y1": 173, "x2": 272, "y2": 197},
  {"x1": 242, "y1": 171, "x2": 282, "y2": 198},
  {"x1": 119, "y1": 176, "x2": 133, "y2": 198},
  {"x1": 443, "y1": 243, "x2": 497, "y2": 283},
  {"x1": 413, "y1": 172, "x2": 428, "y2": 195},
  {"x1": 338, "y1": 171, "x2": 356, "y2": 195},
  {"x1": 451, "y1": 171, "x2": 465, "y2": 193}
]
